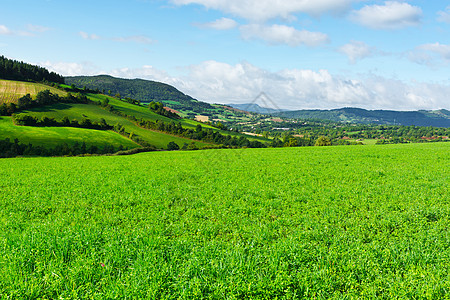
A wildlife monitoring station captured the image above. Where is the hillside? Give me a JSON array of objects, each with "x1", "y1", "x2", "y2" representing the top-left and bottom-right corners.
[
  {"x1": 0, "y1": 79, "x2": 67, "y2": 104},
  {"x1": 0, "y1": 116, "x2": 139, "y2": 149},
  {"x1": 65, "y1": 75, "x2": 214, "y2": 113},
  {"x1": 64, "y1": 75, "x2": 255, "y2": 122},
  {"x1": 0, "y1": 79, "x2": 269, "y2": 156},
  {"x1": 14, "y1": 95, "x2": 210, "y2": 150},
  {"x1": 272, "y1": 107, "x2": 450, "y2": 128}
]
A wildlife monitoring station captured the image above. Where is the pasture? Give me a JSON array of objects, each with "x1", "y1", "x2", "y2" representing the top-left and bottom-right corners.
[
  {"x1": 0, "y1": 116, "x2": 139, "y2": 149},
  {"x1": 0, "y1": 143, "x2": 449, "y2": 298},
  {"x1": 15, "y1": 102, "x2": 209, "y2": 149}
]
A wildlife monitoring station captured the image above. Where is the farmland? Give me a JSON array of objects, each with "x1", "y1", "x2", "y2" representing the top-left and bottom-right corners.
[
  {"x1": 0, "y1": 79, "x2": 66, "y2": 104},
  {"x1": 1, "y1": 142, "x2": 449, "y2": 298}
]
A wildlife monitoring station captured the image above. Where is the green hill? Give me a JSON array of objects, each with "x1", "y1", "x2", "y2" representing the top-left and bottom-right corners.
[
  {"x1": 273, "y1": 107, "x2": 450, "y2": 128},
  {"x1": 0, "y1": 116, "x2": 138, "y2": 149},
  {"x1": 14, "y1": 98, "x2": 209, "y2": 150},
  {"x1": 65, "y1": 75, "x2": 214, "y2": 113},
  {"x1": 0, "y1": 78, "x2": 269, "y2": 156},
  {"x1": 0, "y1": 79, "x2": 67, "y2": 104},
  {"x1": 64, "y1": 75, "x2": 254, "y2": 122}
]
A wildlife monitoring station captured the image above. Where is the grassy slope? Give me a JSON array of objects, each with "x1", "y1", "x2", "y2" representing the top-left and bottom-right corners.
[
  {"x1": 16, "y1": 102, "x2": 209, "y2": 149},
  {"x1": 0, "y1": 143, "x2": 449, "y2": 298},
  {"x1": 0, "y1": 80, "x2": 266, "y2": 150},
  {"x1": 0, "y1": 79, "x2": 67, "y2": 104},
  {"x1": 0, "y1": 116, "x2": 138, "y2": 149},
  {"x1": 89, "y1": 93, "x2": 269, "y2": 143}
]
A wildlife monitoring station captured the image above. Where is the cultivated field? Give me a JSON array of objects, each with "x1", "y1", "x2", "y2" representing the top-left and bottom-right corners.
[
  {"x1": 1, "y1": 143, "x2": 449, "y2": 298},
  {"x1": 0, "y1": 79, "x2": 67, "y2": 104}
]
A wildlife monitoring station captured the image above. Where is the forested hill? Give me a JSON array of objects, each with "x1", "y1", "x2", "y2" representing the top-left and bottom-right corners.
[
  {"x1": 273, "y1": 107, "x2": 450, "y2": 128},
  {"x1": 65, "y1": 75, "x2": 214, "y2": 112},
  {"x1": 0, "y1": 55, "x2": 64, "y2": 83}
]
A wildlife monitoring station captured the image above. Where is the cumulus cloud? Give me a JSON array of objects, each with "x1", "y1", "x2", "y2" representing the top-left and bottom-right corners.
[
  {"x1": 0, "y1": 25, "x2": 12, "y2": 35},
  {"x1": 196, "y1": 17, "x2": 238, "y2": 30},
  {"x1": 110, "y1": 66, "x2": 173, "y2": 83},
  {"x1": 350, "y1": 1, "x2": 422, "y2": 29},
  {"x1": 171, "y1": 0, "x2": 358, "y2": 20},
  {"x1": 437, "y1": 6, "x2": 450, "y2": 23},
  {"x1": 42, "y1": 59, "x2": 450, "y2": 110},
  {"x1": 39, "y1": 61, "x2": 100, "y2": 77},
  {"x1": 338, "y1": 41, "x2": 375, "y2": 64},
  {"x1": 170, "y1": 61, "x2": 449, "y2": 110},
  {"x1": 409, "y1": 43, "x2": 450, "y2": 66},
  {"x1": 240, "y1": 24, "x2": 329, "y2": 47}
]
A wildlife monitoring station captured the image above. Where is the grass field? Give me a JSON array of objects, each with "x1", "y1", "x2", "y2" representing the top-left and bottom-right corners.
[
  {"x1": 0, "y1": 116, "x2": 139, "y2": 149},
  {"x1": 15, "y1": 102, "x2": 209, "y2": 149},
  {"x1": 1, "y1": 143, "x2": 449, "y2": 298},
  {"x1": 0, "y1": 79, "x2": 67, "y2": 104}
]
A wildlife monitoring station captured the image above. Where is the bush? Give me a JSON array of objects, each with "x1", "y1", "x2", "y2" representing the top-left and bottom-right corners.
[{"x1": 167, "y1": 141, "x2": 180, "y2": 151}]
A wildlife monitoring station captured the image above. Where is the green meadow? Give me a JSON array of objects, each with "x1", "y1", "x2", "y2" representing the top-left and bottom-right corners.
[
  {"x1": 1, "y1": 143, "x2": 449, "y2": 298},
  {"x1": 0, "y1": 116, "x2": 138, "y2": 149},
  {"x1": 14, "y1": 101, "x2": 209, "y2": 149}
]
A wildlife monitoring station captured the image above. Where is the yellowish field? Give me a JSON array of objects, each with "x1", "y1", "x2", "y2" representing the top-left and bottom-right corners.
[{"x1": 0, "y1": 79, "x2": 67, "y2": 104}]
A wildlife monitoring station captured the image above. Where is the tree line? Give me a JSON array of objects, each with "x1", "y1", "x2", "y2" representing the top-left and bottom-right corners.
[
  {"x1": 0, "y1": 137, "x2": 124, "y2": 158},
  {"x1": 13, "y1": 114, "x2": 112, "y2": 130},
  {"x1": 0, "y1": 55, "x2": 64, "y2": 83},
  {"x1": 0, "y1": 90, "x2": 89, "y2": 116}
]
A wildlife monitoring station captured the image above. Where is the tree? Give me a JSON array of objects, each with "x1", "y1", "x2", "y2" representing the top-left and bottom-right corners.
[
  {"x1": 17, "y1": 94, "x2": 32, "y2": 108},
  {"x1": 315, "y1": 136, "x2": 332, "y2": 146},
  {"x1": 167, "y1": 141, "x2": 180, "y2": 151}
]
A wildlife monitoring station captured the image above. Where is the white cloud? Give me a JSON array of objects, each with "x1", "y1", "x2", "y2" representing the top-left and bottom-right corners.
[
  {"x1": 26, "y1": 24, "x2": 51, "y2": 33},
  {"x1": 437, "y1": 6, "x2": 450, "y2": 23},
  {"x1": 79, "y1": 31, "x2": 155, "y2": 44},
  {"x1": 419, "y1": 43, "x2": 450, "y2": 60},
  {"x1": 110, "y1": 66, "x2": 173, "y2": 83},
  {"x1": 42, "y1": 60, "x2": 450, "y2": 110},
  {"x1": 409, "y1": 43, "x2": 450, "y2": 66},
  {"x1": 350, "y1": 1, "x2": 422, "y2": 29},
  {"x1": 113, "y1": 35, "x2": 155, "y2": 44},
  {"x1": 338, "y1": 41, "x2": 375, "y2": 64},
  {"x1": 171, "y1": 0, "x2": 358, "y2": 20},
  {"x1": 79, "y1": 31, "x2": 101, "y2": 40},
  {"x1": 40, "y1": 61, "x2": 100, "y2": 77},
  {"x1": 196, "y1": 17, "x2": 238, "y2": 30},
  {"x1": 169, "y1": 61, "x2": 449, "y2": 110},
  {"x1": 0, "y1": 24, "x2": 47, "y2": 36},
  {"x1": 0, "y1": 25, "x2": 12, "y2": 35},
  {"x1": 240, "y1": 24, "x2": 329, "y2": 47}
]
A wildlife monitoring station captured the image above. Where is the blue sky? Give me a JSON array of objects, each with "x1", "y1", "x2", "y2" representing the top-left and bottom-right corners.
[{"x1": 1, "y1": 0, "x2": 450, "y2": 110}]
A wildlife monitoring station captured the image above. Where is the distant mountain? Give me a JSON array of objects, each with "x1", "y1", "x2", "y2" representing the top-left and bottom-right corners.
[
  {"x1": 227, "y1": 103, "x2": 289, "y2": 114},
  {"x1": 65, "y1": 75, "x2": 214, "y2": 112},
  {"x1": 274, "y1": 108, "x2": 450, "y2": 128}
]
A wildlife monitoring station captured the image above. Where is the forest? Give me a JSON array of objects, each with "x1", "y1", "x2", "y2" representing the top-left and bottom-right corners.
[{"x1": 0, "y1": 55, "x2": 64, "y2": 84}]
